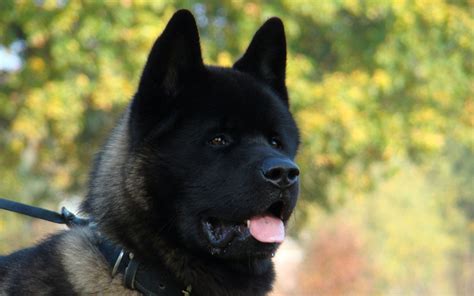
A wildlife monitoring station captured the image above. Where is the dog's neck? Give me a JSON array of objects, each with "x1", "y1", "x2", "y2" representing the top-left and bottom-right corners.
[
  {"x1": 93, "y1": 223, "x2": 274, "y2": 296},
  {"x1": 146, "y1": 238, "x2": 275, "y2": 296},
  {"x1": 94, "y1": 235, "x2": 191, "y2": 295}
]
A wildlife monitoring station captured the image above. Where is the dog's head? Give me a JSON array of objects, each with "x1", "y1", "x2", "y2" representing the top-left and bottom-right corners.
[{"x1": 83, "y1": 10, "x2": 299, "y2": 275}]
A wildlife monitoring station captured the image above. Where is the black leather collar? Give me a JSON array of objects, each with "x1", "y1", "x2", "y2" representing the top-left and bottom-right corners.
[{"x1": 96, "y1": 237, "x2": 192, "y2": 296}]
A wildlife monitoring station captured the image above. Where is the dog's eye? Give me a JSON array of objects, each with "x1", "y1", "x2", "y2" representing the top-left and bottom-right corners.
[
  {"x1": 209, "y1": 135, "x2": 229, "y2": 146},
  {"x1": 270, "y1": 137, "x2": 283, "y2": 149}
]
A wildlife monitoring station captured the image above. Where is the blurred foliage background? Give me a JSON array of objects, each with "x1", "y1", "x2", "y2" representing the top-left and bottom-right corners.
[{"x1": 0, "y1": 0, "x2": 472, "y2": 295}]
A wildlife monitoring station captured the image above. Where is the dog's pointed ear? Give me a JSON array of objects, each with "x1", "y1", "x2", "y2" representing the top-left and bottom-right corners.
[
  {"x1": 138, "y1": 9, "x2": 204, "y2": 96},
  {"x1": 233, "y1": 17, "x2": 288, "y2": 104},
  {"x1": 131, "y1": 10, "x2": 203, "y2": 145}
]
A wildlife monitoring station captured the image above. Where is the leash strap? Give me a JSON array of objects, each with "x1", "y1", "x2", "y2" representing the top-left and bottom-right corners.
[{"x1": 0, "y1": 198, "x2": 89, "y2": 227}]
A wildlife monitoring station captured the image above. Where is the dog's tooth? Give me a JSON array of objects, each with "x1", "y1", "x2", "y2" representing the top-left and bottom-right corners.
[{"x1": 246, "y1": 220, "x2": 250, "y2": 228}]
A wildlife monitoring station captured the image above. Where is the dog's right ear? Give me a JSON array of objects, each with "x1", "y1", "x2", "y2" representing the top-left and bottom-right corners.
[
  {"x1": 138, "y1": 9, "x2": 204, "y2": 97},
  {"x1": 233, "y1": 18, "x2": 288, "y2": 104},
  {"x1": 131, "y1": 10, "x2": 203, "y2": 145}
]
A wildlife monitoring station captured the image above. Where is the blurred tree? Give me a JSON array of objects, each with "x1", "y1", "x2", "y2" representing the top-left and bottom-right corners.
[
  {"x1": 299, "y1": 159, "x2": 470, "y2": 295},
  {"x1": 0, "y1": 0, "x2": 471, "y2": 207},
  {"x1": 299, "y1": 220, "x2": 372, "y2": 295},
  {"x1": 0, "y1": 1, "x2": 472, "y2": 291}
]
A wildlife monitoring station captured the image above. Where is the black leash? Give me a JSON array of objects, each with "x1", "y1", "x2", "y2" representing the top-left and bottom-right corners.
[
  {"x1": 0, "y1": 197, "x2": 191, "y2": 296},
  {"x1": 0, "y1": 197, "x2": 89, "y2": 227}
]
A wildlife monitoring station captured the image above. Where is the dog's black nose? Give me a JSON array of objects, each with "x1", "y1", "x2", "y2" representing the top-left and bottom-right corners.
[{"x1": 261, "y1": 158, "x2": 299, "y2": 189}]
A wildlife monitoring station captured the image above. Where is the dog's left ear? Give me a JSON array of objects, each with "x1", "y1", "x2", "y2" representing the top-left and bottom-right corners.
[{"x1": 233, "y1": 18, "x2": 288, "y2": 104}]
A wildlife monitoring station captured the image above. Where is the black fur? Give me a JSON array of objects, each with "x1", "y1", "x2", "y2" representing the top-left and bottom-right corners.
[
  {"x1": 0, "y1": 232, "x2": 77, "y2": 295},
  {"x1": 0, "y1": 10, "x2": 300, "y2": 296}
]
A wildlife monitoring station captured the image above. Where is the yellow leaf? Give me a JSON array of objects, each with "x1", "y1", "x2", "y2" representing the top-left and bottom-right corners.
[{"x1": 30, "y1": 57, "x2": 45, "y2": 72}]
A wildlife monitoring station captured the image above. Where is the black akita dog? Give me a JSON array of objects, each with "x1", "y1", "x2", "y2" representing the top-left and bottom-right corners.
[{"x1": 0, "y1": 9, "x2": 300, "y2": 296}]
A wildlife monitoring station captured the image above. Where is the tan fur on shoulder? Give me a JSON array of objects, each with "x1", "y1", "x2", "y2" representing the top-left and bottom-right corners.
[{"x1": 60, "y1": 228, "x2": 139, "y2": 295}]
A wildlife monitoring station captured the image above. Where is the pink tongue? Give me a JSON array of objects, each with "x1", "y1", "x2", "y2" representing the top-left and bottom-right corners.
[{"x1": 248, "y1": 215, "x2": 285, "y2": 243}]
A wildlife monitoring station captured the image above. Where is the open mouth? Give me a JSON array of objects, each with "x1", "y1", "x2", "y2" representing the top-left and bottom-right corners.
[{"x1": 201, "y1": 201, "x2": 288, "y2": 250}]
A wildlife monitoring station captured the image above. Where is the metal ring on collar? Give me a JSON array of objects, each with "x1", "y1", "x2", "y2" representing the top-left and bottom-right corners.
[{"x1": 111, "y1": 249, "x2": 125, "y2": 277}]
